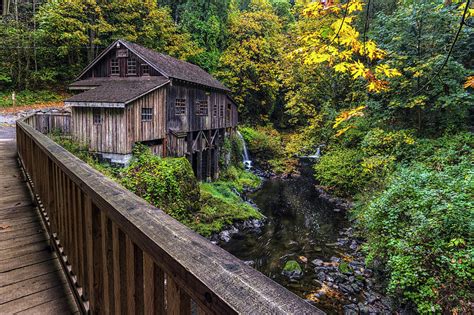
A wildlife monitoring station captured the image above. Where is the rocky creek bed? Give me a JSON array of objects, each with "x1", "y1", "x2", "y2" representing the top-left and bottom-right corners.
[{"x1": 214, "y1": 161, "x2": 396, "y2": 314}]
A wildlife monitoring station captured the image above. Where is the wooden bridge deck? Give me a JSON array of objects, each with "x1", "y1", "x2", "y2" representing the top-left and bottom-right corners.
[{"x1": 0, "y1": 129, "x2": 78, "y2": 314}]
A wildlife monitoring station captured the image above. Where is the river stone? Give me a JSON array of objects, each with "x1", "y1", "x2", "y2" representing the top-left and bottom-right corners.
[
  {"x1": 282, "y1": 260, "x2": 303, "y2": 280},
  {"x1": 316, "y1": 271, "x2": 326, "y2": 281},
  {"x1": 218, "y1": 226, "x2": 238, "y2": 242},
  {"x1": 343, "y1": 304, "x2": 359, "y2": 315},
  {"x1": 311, "y1": 259, "x2": 324, "y2": 267}
]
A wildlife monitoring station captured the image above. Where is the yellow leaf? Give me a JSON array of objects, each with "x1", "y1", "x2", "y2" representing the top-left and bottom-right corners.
[
  {"x1": 335, "y1": 126, "x2": 353, "y2": 137},
  {"x1": 464, "y1": 76, "x2": 474, "y2": 89},
  {"x1": 334, "y1": 62, "x2": 349, "y2": 73},
  {"x1": 350, "y1": 61, "x2": 367, "y2": 79},
  {"x1": 347, "y1": 1, "x2": 363, "y2": 14}
]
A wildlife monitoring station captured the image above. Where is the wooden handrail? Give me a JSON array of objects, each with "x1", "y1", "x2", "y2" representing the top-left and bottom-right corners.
[{"x1": 16, "y1": 114, "x2": 322, "y2": 314}]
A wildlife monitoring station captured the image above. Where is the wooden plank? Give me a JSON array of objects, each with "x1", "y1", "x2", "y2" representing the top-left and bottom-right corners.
[
  {"x1": 0, "y1": 270, "x2": 66, "y2": 304},
  {"x1": 126, "y1": 236, "x2": 135, "y2": 314},
  {"x1": 112, "y1": 223, "x2": 122, "y2": 314},
  {"x1": 143, "y1": 253, "x2": 165, "y2": 315},
  {"x1": 0, "y1": 233, "x2": 48, "y2": 250},
  {"x1": 0, "y1": 283, "x2": 70, "y2": 314},
  {"x1": 0, "y1": 258, "x2": 60, "y2": 287},
  {"x1": 0, "y1": 222, "x2": 44, "y2": 241},
  {"x1": 0, "y1": 249, "x2": 55, "y2": 273},
  {"x1": 166, "y1": 275, "x2": 191, "y2": 315},
  {"x1": 101, "y1": 212, "x2": 111, "y2": 314},
  {"x1": 0, "y1": 240, "x2": 50, "y2": 261},
  {"x1": 15, "y1": 293, "x2": 78, "y2": 315},
  {"x1": 84, "y1": 196, "x2": 95, "y2": 311}
]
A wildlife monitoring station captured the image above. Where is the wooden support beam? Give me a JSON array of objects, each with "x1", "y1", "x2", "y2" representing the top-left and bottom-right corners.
[{"x1": 197, "y1": 132, "x2": 202, "y2": 181}]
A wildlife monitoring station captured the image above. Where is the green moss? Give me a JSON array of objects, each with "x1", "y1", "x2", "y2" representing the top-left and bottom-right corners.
[
  {"x1": 190, "y1": 181, "x2": 263, "y2": 237},
  {"x1": 283, "y1": 260, "x2": 302, "y2": 273},
  {"x1": 338, "y1": 262, "x2": 353, "y2": 274}
]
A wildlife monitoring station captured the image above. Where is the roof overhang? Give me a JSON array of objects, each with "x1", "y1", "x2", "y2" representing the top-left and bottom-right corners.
[{"x1": 65, "y1": 102, "x2": 125, "y2": 108}]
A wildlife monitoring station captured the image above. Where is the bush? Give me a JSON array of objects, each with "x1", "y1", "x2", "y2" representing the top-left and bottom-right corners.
[
  {"x1": 361, "y1": 128, "x2": 415, "y2": 158},
  {"x1": 356, "y1": 162, "x2": 473, "y2": 313},
  {"x1": 239, "y1": 125, "x2": 297, "y2": 174},
  {"x1": 314, "y1": 148, "x2": 367, "y2": 197},
  {"x1": 120, "y1": 146, "x2": 200, "y2": 222}
]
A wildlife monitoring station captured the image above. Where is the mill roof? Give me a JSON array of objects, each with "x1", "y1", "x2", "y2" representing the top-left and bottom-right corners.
[
  {"x1": 65, "y1": 77, "x2": 169, "y2": 108},
  {"x1": 75, "y1": 39, "x2": 229, "y2": 92}
]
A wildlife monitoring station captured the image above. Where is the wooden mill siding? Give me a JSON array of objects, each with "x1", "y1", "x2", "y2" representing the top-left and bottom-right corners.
[
  {"x1": 167, "y1": 83, "x2": 237, "y2": 132},
  {"x1": 72, "y1": 107, "x2": 128, "y2": 154},
  {"x1": 82, "y1": 48, "x2": 162, "y2": 79},
  {"x1": 71, "y1": 87, "x2": 166, "y2": 155},
  {"x1": 126, "y1": 87, "x2": 167, "y2": 147}
]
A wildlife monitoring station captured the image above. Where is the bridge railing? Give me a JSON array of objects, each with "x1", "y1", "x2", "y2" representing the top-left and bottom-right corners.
[
  {"x1": 24, "y1": 110, "x2": 71, "y2": 135},
  {"x1": 16, "y1": 114, "x2": 321, "y2": 315}
]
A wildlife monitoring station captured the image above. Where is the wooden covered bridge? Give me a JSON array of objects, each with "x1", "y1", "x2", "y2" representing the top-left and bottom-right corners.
[{"x1": 0, "y1": 113, "x2": 322, "y2": 314}]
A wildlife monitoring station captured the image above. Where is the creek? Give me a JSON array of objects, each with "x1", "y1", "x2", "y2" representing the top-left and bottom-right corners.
[{"x1": 220, "y1": 161, "x2": 391, "y2": 313}]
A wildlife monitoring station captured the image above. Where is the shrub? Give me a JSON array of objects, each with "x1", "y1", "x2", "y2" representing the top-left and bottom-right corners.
[
  {"x1": 313, "y1": 148, "x2": 367, "y2": 197},
  {"x1": 239, "y1": 125, "x2": 284, "y2": 165},
  {"x1": 356, "y1": 162, "x2": 473, "y2": 313},
  {"x1": 120, "y1": 146, "x2": 200, "y2": 222},
  {"x1": 239, "y1": 125, "x2": 298, "y2": 174},
  {"x1": 361, "y1": 128, "x2": 415, "y2": 158}
]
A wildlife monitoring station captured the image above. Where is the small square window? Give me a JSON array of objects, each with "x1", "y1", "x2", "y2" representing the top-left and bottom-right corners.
[
  {"x1": 110, "y1": 58, "x2": 119, "y2": 76},
  {"x1": 93, "y1": 109, "x2": 102, "y2": 124},
  {"x1": 196, "y1": 100, "x2": 208, "y2": 116},
  {"x1": 142, "y1": 64, "x2": 150, "y2": 75},
  {"x1": 141, "y1": 108, "x2": 153, "y2": 121},
  {"x1": 127, "y1": 58, "x2": 137, "y2": 75},
  {"x1": 175, "y1": 99, "x2": 186, "y2": 116}
]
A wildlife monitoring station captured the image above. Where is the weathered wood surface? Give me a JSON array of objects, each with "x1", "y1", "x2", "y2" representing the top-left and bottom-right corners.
[
  {"x1": 0, "y1": 135, "x2": 78, "y2": 314},
  {"x1": 27, "y1": 111, "x2": 71, "y2": 135},
  {"x1": 17, "y1": 114, "x2": 323, "y2": 314}
]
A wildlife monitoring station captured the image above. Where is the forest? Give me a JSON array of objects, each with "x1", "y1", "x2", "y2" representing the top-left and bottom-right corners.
[{"x1": 1, "y1": 0, "x2": 473, "y2": 313}]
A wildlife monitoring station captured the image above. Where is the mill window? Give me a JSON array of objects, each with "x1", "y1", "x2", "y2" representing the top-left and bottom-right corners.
[
  {"x1": 142, "y1": 64, "x2": 150, "y2": 76},
  {"x1": 141, "y1": 108, "x2": 153, "y2": 121},
  {"x1": 93, "y1": 109, "x2": 102, "y2": 125},
  {"x1": 110, "y1": 58, "x2": 119, "y2": 76},
  {"x1": 196, "y1": 100, "x2": 208, "y2": 116},
  {"x1": 219, "y1": 103, "x2": 224, "y2": 117},
  {"x1": 212, "y1": 103, "x2": 218, "y2": 117},
  {"x1": 127, "y1": 58, "x2": 137, "y2": 75},
  {"x1": 175, "y1": 98, "x2": 186, "y2": 116},
  {"x1": 226, "y1": 104, "x2": 231, "y2": 123}
]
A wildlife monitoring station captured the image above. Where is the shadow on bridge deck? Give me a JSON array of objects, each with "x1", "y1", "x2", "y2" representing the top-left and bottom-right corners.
[{"x1": 0, "y1": 128, "x2": 78, "y2": 314}]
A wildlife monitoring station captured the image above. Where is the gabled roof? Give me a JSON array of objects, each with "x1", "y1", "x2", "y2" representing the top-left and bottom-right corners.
[
  {"x1": 76, "y1": 39, "x2": 229, "y2": 92},
  {"x1": 65, "y1": 77, "x2": 169, "y2": 108}
]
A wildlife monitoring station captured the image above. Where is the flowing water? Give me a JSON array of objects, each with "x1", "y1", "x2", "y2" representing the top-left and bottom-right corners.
[
  {"x1": 220, "y1": 161, "x2": 351, "y2": 312},
  {"x1": 236, "y1": 131, "x2": 252, "y2": 170}
]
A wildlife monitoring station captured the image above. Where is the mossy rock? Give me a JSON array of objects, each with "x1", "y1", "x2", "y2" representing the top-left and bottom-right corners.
[
  {"x1": 282, "y1": 260, "x2": 303, "y2": 280},
  {"x1": 338, "y1": 261, "x2": 353, "y2": 274}
]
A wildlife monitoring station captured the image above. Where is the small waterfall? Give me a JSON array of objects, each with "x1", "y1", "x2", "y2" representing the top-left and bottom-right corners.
[
  {"x1": 301, "y1": 144, "x2": 325, "y2": 159},
  {"x1": 237, "y1": 131, "x2": 253, "y2": 170}
]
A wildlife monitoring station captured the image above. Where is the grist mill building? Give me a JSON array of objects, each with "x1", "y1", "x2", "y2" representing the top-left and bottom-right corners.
[{"x1": 65, "y1": 39, "x2": 238, "y2": 180}]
